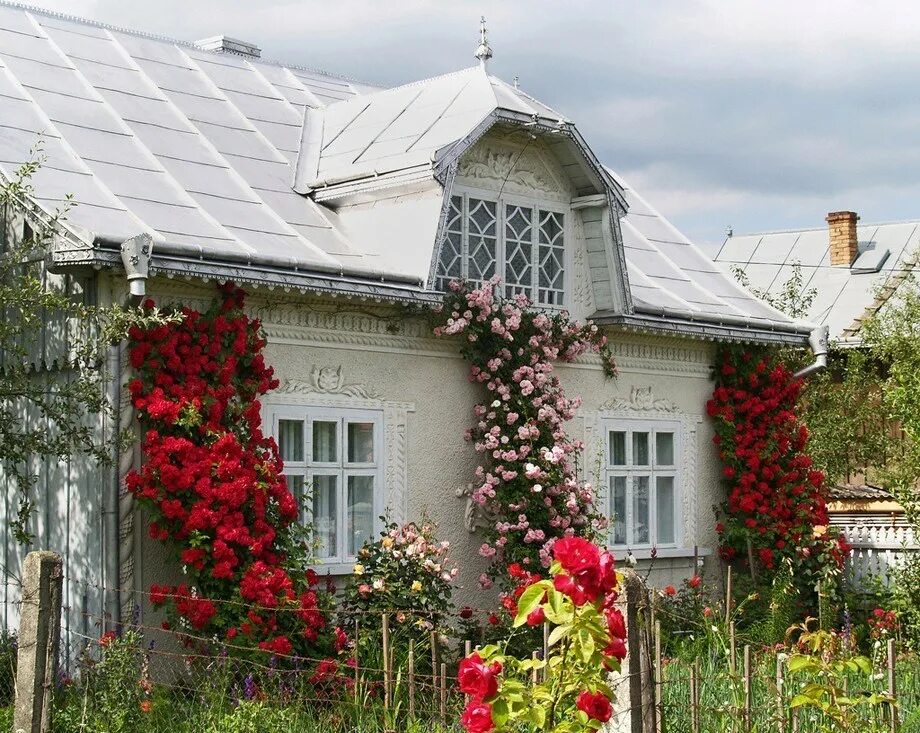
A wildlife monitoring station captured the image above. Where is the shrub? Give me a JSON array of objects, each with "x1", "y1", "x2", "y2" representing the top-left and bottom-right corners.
[{"x1": 456, "y1": 537, "x2": 627, "y2": 732}]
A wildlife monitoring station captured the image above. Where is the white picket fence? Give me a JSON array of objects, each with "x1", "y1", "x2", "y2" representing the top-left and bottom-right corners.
[{"x1": 837, "y1": 519, "x2": 919, "y2": 587}]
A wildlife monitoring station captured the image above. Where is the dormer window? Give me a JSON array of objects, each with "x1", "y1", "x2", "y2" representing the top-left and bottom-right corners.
[{"x1": 436, "y1": 192, "x2": 565, "y2": 306}]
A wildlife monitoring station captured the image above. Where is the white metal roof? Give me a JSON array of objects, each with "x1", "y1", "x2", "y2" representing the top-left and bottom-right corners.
[
  {"x1": 0, "y1": 2, "x2": 809, "y2": 341},
  {"x1": 714, "y1": 220, "x2": 920, "y2": 340}
]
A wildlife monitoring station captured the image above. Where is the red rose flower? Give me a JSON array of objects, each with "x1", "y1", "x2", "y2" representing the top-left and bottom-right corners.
[
  {"x1": 461, "y1": 702, "x2": 495, "y2": 733},
  {"x1": 526, "y1": 607, "x2": 546, "y2": 626},
  {"x1": 688, "y1": 575, "x2": 701, "y2": 589},
  {"x1": 457, "y1": 652, "x2": 502, "y2": 702},
  {"x1": 577, "y1": 690, "x2": 613, "y2": 722},
  {"x1": 663, "y1": 585, "x2": 676, "y2": 596}
]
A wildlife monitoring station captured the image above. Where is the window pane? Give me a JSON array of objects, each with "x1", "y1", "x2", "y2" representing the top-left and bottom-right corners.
[
  {"x1": 610, "y1": 476, "x2": 627, "y2": 545},
  {"x1": 504, "y1": 204, "x2": 533, "y2": 298},
  {"x1": 312, "y1": 421, "x2": 337, "y2": 463},
  {"x1": 348, "y1": 475, "x2": 375, "y2": 557},
  {"x1": 435, "y1": 196, "x2": 464, "y2": 291},
  {"x1": 347, "y1": 422, "x2": 375, "y2": 463},
  {"x1": 311, "y1": 475, "x2": 338, "y2": 559},
  {"x1": 285, "y1": 474, "x2": 305, "y2": 507},
  {"x1": 656, "y1": 476, "x2": 676, "y2": 545},
  {"x1": 537, "y1": 210, "x2": 564, "y2": 305},
  {"x1": 633, "y1": 476, "x2": 650, "y2": 544},
  {"x1": 633, "y1": 432, "x2": 650, "y2": 466},
  {"x1": 467, "y1": 199, "x2": 497, "y2": 284},
  {"x1": 656, "y1": 433, "x2": 675, "y2": 466},
  {"x1": 278, "y1": 420, "x2": 304, "y2": 462},
  {"x1": 609, "y1": 431, "x2": 626, "y2": 466}
]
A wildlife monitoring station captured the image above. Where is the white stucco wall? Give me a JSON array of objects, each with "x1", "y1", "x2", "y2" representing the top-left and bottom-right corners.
[{"x1": 134, "y1": 279, "x2": 721, "y2": 610}]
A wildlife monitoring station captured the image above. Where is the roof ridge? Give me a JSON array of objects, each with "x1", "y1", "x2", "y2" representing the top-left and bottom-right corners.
[
  {"x1": 0, "y1": 0, "x2": 380, "y2": 88},
  {"x1": 329, "y1": 65, "x2": 482, "y2": 102},
  {"x1": 725, "y1": 217, "x2": 920, "y2": 241}
]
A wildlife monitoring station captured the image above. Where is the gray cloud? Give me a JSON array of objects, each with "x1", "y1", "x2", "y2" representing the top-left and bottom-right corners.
[{"x1": 33, "y1": 0, "x2": 920, "y2": 252}]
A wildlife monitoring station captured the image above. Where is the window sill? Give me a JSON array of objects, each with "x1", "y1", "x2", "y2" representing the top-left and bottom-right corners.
[
  {"x1": 610, "y1": 547, "x2": 711, "y2": 562},
  {"x1": 310, "y1": 562, "x2": 356, "y2": 577}
]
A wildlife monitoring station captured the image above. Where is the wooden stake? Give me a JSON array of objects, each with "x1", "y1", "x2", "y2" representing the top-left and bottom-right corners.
[
  {"x1": 408, "y1": 639, "x2": 416, "y2": 721},
  {"x1": 693, "y1": 544, "x2": 699, "y2": 574},
  {"x1": 439, "y1": 662, "x2": 447, "y2": 727},
  {"x1": 353, "y1": 620, "x2": 361, "y2": 702},
  {"x1": 776, "y1": 653, "x2": 785, "y2": 730},
  {"x1": 654, "y1": 620, "x2": 663, "y2": 733},
  {"x1": 743, "y1": 645, "x2": 752, "y2": 733},
  {"x1": 543, "y1": 621, "x2": 550, "y2": 659},
  {"x1": 690, "y1": 659, "x2": 700, "y2": 733},
  {"x1": 725, "y1": 565, "x2": 733, "y2": 625},
  {"x1": 465, "y1": 639, "x2": 472, "y2": 658},
  {"x1": 729, "y1": 622, "x2": 737, "y2": 676},
  {"x1": 531, "y1": 650, "x2": 539, "y2": 685},
  {"x1": 430, "y1": 629, "x2": 438, "y2": 689},
  {"x1": 888, "y1": 638, "x2": 898, "y2": 733},
  {"x1": 381, "y1": 614, "x2": 391, "y2": 710}
]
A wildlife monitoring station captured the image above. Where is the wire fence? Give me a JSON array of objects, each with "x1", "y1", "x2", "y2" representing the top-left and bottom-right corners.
[{"x1": 2, "y1": 564, "x2": 920, "y2": 732}]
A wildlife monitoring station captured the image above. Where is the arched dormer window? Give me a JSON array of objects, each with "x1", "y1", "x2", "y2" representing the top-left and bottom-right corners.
[{"x1": 435, "y1": 191, "x2": 566, "y2": 307}]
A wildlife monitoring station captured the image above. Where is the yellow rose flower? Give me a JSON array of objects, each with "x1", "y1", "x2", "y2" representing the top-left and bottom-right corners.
[
  {"x1": 353, "y1": 563, "x2": 365, "y2": 575},
  {"x1": 411, "y1": 580, "x2": 423, "y2": 593},
  {"x1": 382, "y1": 537, "x2": 394, "y2": 549}
]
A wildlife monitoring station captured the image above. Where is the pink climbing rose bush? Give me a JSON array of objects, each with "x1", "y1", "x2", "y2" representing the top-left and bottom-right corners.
[
  {"x1": 433, "y1": 278, "x2": 615, "y2": 590},
  {"x1": 457, "y1": 537, "x2": 627, "y2": 732}
]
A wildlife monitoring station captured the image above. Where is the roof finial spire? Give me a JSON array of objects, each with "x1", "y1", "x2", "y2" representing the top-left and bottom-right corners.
[{"x1": 475, "y1": 15, "x2": 493, "y2": 68}]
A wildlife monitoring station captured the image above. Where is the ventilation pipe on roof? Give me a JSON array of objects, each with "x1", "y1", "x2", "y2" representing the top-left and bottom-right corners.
[{"x1": 793, "y1": 324, "x2": 829, "y2": 379}]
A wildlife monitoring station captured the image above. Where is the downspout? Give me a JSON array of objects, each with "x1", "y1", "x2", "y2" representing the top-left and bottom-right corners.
[
  {"x1": 104, "y1": 234, "x2": 152, "y2": 631},
  {"x1": 793, "y1": 325, "x2": 830, "y2": 379}
]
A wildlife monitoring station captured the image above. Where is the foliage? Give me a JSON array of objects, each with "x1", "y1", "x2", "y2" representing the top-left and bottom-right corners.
[
  {"x1": 0, "y1": 632, "x2": 15, "y2": 707},
  {"x1": 432, "y1": 278, "x2": 615, "y2": 591},
  {"x1": 786, "y1": 620, "x2": 892, "y2": 732},
  {"x1": 0, "y1": 152, "x2": 179, "y2": 542},
  {"x1": 889, "y1": 553, "x2": 920, "y2": 651},
  {"x1": 456, "y1": 537, "x2": 627, "y2": 733},
  {"x1": 731, "y1": 261, "x2": 818, "y2": 321},
  {"x1": 125, "y1": 284, "x2": 332, "y2": 660},
  {"x1": 708, "y1": 346, "x2": 848, "y2": 585},
  {"x1": 57, "y1": 629, "x2": 151, "y2": 733}
]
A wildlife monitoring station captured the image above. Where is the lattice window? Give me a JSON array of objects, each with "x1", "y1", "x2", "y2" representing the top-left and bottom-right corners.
[
  {"x1": 435, "y1": 192, "x2": 565, "y2": 307},
  {"x1": 504, "y1": 204, "x2": 533, "y2": 299},
  {"x1": 538, "y1": 210, "x2": 565, "y2": 305},
  {"x1": 466, "y1": 198, "x2": 497, "y2": 286},
  {"x1": 434, "y1": 196, "x2": 463, "y2": 292}
]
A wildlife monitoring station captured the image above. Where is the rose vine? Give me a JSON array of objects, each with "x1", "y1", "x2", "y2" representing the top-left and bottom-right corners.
[
  {"x1": 126, "y1": 284, "x2": 331, "y2": 659},
  {"x1": 434, "y1": 278, "x2": 615, "y2": 591}
]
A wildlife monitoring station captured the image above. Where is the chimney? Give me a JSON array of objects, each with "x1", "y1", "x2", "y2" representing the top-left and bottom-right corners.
[
  {"x1": 826, "y1": 211, "x2": 859, "y2": 266},
  {"x1": 195, "y1": 35, "x2": 261, "y2": 59}
]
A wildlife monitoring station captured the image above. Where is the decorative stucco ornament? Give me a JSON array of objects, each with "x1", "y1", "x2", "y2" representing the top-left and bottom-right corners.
[{"x1": 277, "y1": 365, "x2": 381, "y2": 399}]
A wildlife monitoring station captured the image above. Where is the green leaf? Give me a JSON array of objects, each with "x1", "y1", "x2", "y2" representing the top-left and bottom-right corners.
[
  {"x1": 547, "y1": 623, "x2": 570, "y2": 648},
  {"x1": 514, "y1": 581, "x2": 549, "y2": 627}
]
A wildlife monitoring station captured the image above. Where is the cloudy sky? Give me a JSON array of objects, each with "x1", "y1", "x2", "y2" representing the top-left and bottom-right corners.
[{"x1": 32, "y1": 0, "x2": 920, "y2": 254}]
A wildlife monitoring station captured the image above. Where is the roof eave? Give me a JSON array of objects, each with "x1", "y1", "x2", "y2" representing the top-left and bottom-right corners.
[{"x1": 594, "y1": 310, "x2": 813, "y2": 347}]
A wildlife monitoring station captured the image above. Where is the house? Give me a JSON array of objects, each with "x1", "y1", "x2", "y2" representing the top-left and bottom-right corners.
[
  {"x1": 0, "y1": 4, "x2": 813, "y2": 658},
  {"x1": 715, "y1": 212, "x2": 919, "y2": 582}
]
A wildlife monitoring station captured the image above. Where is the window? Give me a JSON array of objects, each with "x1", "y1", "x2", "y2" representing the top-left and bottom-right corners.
[
  {"x1": 604, "y1": 419, "x2": 679, "y2": 549},
  {"x1": 268, "y1": 405, "x2": 383, "y2": 566},
  {"x1": 435, "y1": 193, "x2": 565, "y2": 306}
]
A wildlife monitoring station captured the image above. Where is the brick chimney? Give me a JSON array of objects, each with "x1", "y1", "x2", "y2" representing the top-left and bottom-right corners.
[{"x1": 826, "y1": 211, "x2": 859, "y2": 266}]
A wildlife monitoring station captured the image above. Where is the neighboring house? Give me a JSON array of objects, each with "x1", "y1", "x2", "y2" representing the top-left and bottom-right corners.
[
  {"x1": 827, "y1": 485, "x2": 914, "y2": 589},
  {"x1": 715, "y1": 212, "x2": 920, "y2": 580},
  {"x1": 0, "y1": 4, "x2": 811, "y2": 658},
  {"x1": 715, "y1": 210, "x2": 920, "y2": 343}
]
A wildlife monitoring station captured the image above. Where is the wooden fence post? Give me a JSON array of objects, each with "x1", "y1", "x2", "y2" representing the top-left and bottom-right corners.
[
  {"x1": 776, "y1": 654, "x2": 785, "y2": 730},
  {"x1": 13, "y1": 551, "x2": 63, "y2": 733},
  {"x1": 743, "y1": 645, "x2": 751, "y2": 733},
  {"x1": 654, "y1": 620, "x2": 662, "y2": 733},
  {"x1": 887, "y1": 638, "x2": 898, "y2": 733},
  {"x1": 381, "y1": 614, "x2": 391, "y2": 710},
  {"x1": 690, "y1": 660, "x2": 700, "y2": 733},
  {"x1": 408, "y1": 639, "x2": 416, "y2": 721}
]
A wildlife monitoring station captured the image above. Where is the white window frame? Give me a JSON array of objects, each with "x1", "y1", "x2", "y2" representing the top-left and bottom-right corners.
[
  {"x1": 265, "y1": 403, "x2": 384, "y2": 574},
  {"x1": 603, "y1": 417, "x2": 681, "y2": 551},
  {"x1": 436, "y1": 188, "x2": 569, "y2": 308}
]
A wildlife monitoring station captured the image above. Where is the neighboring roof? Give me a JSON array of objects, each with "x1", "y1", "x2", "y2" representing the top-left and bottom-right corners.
[
  {"x1": 829, "y1": 484, "x2": 894, "y2": 502},
  {"x1": 0, "y1": 2, "x2": 810, "y2": 342},
  {"x1": 597, "y1": 171, "x2": 813, "y2": 343},
  {"x1": 714, "y1": 219, "x2": 920, "y2": 341}
]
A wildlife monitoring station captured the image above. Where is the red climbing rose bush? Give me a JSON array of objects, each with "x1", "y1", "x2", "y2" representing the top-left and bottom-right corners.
[
  {"x1": 126, "y1": 284, "x2": 332, "y2": 659},
  {"x1": 457, "y1": 537, "x2": 627, "y2": 733},
  {"x1": 433, "y1": 278, "x2": 615, "y2": 592},
  {"x1": 707, "y1": 347, "x2": 848, "y2": 580}
]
